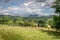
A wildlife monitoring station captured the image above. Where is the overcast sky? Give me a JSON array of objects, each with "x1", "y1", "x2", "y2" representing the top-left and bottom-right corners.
[{"x1": 0, "y1": 0, "x2": 55, "y2": 16}]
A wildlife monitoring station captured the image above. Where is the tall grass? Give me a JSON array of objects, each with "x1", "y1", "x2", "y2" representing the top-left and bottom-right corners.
[{"x1": 0, "y1": 25, "x2": 60, "y2": 40}]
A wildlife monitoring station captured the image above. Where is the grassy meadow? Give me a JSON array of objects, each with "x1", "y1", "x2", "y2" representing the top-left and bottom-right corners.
[{"x1": 0, "y1": 25, "x2": 60, "y2": 40}]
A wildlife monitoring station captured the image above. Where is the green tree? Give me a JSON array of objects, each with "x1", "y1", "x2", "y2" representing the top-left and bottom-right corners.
[
  {"x1": 29, "y1": 21, "x2": 37, "y2": 27},
  {"x1": 8, "y1": 20, "x2": 13, "y2": 25},
  {"x1": 16, "y1": 21, "x2": 24, "y2": 26},
  {"x1": 52, "y1": 0, "x2": 60, "y2": 30},
  {"x1": 24, "y1": 22, "x2": 30, "y2": 26},
  {"x1": 38, "y1": 20, "x2": 45, "y2": 27},
  {"x1": 0, "y1": 18, "x2": 3, "y2": 24},
  {"x1": 0, "y1": 16, "x2": 11, "y2": 24},
  {"x1": 46, "y1": 18, "x2": 54, "y2": 28}
]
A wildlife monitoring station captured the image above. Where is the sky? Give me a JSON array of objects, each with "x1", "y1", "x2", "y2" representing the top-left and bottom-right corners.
[{"x1": 0, "y1": 0, "x2": 55, "y2": 17}]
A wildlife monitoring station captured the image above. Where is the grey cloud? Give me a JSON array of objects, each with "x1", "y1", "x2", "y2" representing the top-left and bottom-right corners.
[{"x1": 36, "y1": 0, "x2": 47, "y2": 2}]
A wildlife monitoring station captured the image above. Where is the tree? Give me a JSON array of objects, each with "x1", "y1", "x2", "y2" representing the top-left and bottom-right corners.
[
  {"x1": 8, "y1": 20, "x2": 13, "y2": 25},
  {"x1": 46, "y1": 18, "x2": 54, "y2": 28},
  {"x1": 0, "y1": 18, "x2": 3, "y2": 24},
  {"x1": 38, "y1": 20, "x2": 45, "y2": 27},
  {"x1": 24, "y1": 22, "x2": 30, "y2": 26},
  {"x1": 53, "y1": 15, "x2": 60, "y2": 30},
  {"x1": 16, "y1": 21, "x2": 24, "y2": 26},
  {"x1": 29, "y1": 21, "x2": 38, "y2": 27},
  {"x1": 45, "y1": 18, "x2": 54, "y2": 30},
  {"x1": 0, "y1": 16, "x2": 12, "y2": 24},
  {"x1": 52, "y1": 0, "x2": 60, "y2": 30}
]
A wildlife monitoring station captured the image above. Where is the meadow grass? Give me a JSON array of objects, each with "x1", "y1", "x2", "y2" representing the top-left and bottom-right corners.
[{"x1": 0, "y1": 25, "x2": 60, "y2": 40}]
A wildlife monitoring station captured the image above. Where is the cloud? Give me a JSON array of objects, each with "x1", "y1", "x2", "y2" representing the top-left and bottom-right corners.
[
  {"x1": 0, "y1": 6, "x2": 54, "y2": 16},
  {"x1": 24, "y1": 1, "x2": 46, "y2": 9},
  {"x1": 0, "y1": 0, "x2": 55, "y2": 16},
  {"x1": 24, "y1": 2, "x2": 34, "y2": 6},
  {"x1": 36, "y1": 0, "x2": 47, "y2": 2}
]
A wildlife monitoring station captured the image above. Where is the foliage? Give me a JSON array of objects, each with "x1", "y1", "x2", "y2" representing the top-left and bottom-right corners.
[
  {"x1": 46, "y1": 18, "x2": 54, "y2": 28},
  {"x1": 52, "y1": 0, "x2": 60, "y2": 13},
  {"x1": 0, "y1": 15, "x2": 49, "y2": 27},
  {"x1": 38, "y1": 19, "x2": 45, "y2": 27},
  {"x1": 53, "y1": 15, "x2": 60, "y2": 29},
  {"x1": 52, "y1": 0, "x2": 60, "y2": 30},
  {"x1": 16, "y1": 21, "x2": 24, "y2": 26}
]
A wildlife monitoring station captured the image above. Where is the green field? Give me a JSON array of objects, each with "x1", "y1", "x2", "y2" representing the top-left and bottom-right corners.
[{"x1": 0, "y1": 25, "x2": 60, "y2": 40}]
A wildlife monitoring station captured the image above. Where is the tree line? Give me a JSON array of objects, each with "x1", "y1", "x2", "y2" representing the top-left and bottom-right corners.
[
  {"x1": 0, "y1": 15, "x2": 46, "y2": 27},
  {"x1": 0, "y1": 14, "x2": 60, "y2": 30}
]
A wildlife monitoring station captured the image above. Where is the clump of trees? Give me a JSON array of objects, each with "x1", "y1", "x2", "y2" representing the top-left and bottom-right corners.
[
  {"x1": 45, "y1": 0, "x2": 60, "y2": 30},
  {"x1": 52, "y1": 0, "x2": 60, "y2": 30},
  {"x1": 38, "y1": 19, "x2": 45, "y2": 27},
  {"x1": 0, "y1": 15, "x2": 46, "y2": 27}
]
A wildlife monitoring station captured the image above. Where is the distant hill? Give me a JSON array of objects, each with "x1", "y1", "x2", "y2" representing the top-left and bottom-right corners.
[{"x1": 0, "y1": 14, "x2": 53, "y2": 18}]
